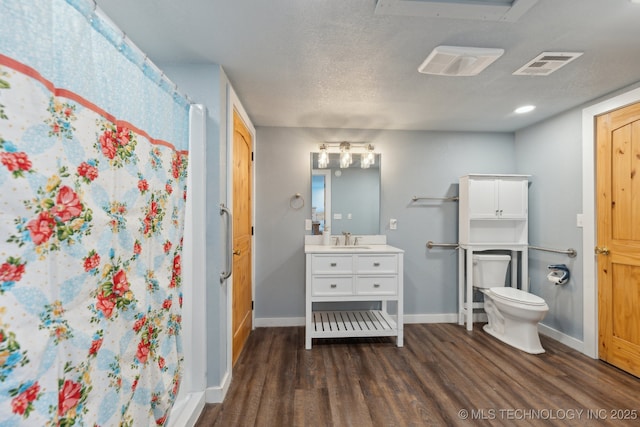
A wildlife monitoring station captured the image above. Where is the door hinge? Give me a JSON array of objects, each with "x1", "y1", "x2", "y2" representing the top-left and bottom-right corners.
[
  {"x1": 251, "y1": 301, "x2": 254, "y2": 310},
  {"x1": 251, "y1": 226, "x2": 254, "y2": 236},
  {"x1": 251, "y1": 152, "x2": 254, "y2": 161}
]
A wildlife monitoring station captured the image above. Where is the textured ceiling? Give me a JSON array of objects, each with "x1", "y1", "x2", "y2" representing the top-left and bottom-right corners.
[{"x1": 95, "y1": 0, "x2": 640, "y2": 132}]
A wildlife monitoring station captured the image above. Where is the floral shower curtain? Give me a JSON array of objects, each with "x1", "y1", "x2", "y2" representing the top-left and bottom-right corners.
[{"x1": 0, "y1": 0, "x2": 190, "y2": 425}]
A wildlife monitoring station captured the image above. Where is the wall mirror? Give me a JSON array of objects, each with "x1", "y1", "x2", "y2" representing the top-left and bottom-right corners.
[{"x1": 311, "y1": 152, "x2": 381, "y2": 235}]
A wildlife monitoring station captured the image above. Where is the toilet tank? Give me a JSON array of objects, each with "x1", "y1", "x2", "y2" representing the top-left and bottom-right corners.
[{"x1": 472, "y1": 254, "x2": 510, "y2": 288}]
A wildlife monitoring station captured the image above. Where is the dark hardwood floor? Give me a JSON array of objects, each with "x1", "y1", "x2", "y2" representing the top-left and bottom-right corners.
[{"x1": 195, "y1": 324, "x2": 640, "y2": 426}]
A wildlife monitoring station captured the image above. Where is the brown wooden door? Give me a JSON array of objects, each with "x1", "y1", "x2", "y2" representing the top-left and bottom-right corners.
[
  {"x1": 596, "y1": 102, "x2": 640, "y2": 378},
  {"x1": 232, "y1": 109, "x2": 253, "y2": 366}
]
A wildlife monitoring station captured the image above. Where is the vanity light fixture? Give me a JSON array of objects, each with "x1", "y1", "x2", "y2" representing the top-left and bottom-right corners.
[
  {"x1": 318, "y1": 144, "x2": 329, "y2": 168},
  {"x1": 339, "y1": 141, "x2": 352, "y2": 168},
  {"x1": 361, "y1": 144, "x2": 375, "y2": 169},
  {"x1": 317, "y1": 141, "x2": 376, "y2": 169}
]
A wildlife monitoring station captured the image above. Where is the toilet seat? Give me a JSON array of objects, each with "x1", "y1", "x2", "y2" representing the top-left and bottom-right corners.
[{"x1": 488, "y1": 287, "x2": 546, "y2": 307}]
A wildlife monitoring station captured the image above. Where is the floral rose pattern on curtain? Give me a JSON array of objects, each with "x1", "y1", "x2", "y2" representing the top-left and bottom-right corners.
[{"x1": 0, "y1": 57, "x2": 188, "y2": 425}]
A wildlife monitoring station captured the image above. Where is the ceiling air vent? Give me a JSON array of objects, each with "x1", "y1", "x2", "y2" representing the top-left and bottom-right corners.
[
  {"x1": 418, "y1": 46, "x2": 505, "y2": 76},
  {"x1": 513, "y1": 52, "x2": 583, "y2": 76}
]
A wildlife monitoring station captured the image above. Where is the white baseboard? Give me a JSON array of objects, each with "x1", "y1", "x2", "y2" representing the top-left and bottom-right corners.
[
  {"x1": 403, "y1": 313, "x2": 487, "y2": 324},
  {"x1": 403, "y1": 313, "x2": 457, "y2": 323},
  {"x1": 538, "y1": 322, "x2": 585, "y2": 354},
  {"x1": 167, "y1": 392, "x2": 205, "y2": 427},
  {"x1": 255, "y1": 316, "x2": 305, "y2": 327},
  {"x1": 205, "y1": 371, "x2": 231, "y2": 404}
]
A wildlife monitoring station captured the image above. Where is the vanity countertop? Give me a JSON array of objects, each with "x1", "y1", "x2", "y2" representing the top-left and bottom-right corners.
[{"x1": 304, "y1": 244, "x2": 404, "y2": 254}]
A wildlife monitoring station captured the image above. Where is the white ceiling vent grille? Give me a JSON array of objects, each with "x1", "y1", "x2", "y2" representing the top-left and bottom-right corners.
[
  {"x1": 513, "y1": 52, "x2": 583, "y2": 76},
  {"x1": 418, "y1": 46, "x2": 505, "y2": 76}
]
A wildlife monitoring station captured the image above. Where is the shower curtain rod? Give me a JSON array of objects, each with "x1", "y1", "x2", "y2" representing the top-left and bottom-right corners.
[{"x1": 86, "y1": 0, "x2": 194, "y2": 105}]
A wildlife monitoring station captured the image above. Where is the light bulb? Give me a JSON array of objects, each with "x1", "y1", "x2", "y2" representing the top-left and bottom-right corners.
[{"x1": 318, "y1": 147, "x2": 329, "y2": 168}]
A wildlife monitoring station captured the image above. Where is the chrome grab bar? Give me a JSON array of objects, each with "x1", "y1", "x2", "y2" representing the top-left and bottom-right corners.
[
  {"x1": 412, "y1": 196, "x2": 459, "y2": 202},
  {"x1": 426, "y1": 241, "x2": 458, "y2": 249},
  {"x1": 529, "y1": 245, "x2": 577, "y2": 258},
  {"x1": 220, "y1": 204, "x2": 233, "y2": 283}
]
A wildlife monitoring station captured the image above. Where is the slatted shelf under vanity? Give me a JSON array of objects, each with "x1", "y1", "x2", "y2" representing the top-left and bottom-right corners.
[{"x1": 311, "y1": 310, "x2": 397, "y2": 337}]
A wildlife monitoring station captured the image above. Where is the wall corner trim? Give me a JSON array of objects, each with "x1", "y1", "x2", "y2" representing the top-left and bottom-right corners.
[{"x1": 205, "y1": 371, "x2": 231, "y2": 404}]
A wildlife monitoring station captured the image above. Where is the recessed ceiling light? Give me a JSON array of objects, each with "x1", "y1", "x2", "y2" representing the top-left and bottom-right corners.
[{"x1": 515, "y1": 105, "x2": 536, "y2": 114}]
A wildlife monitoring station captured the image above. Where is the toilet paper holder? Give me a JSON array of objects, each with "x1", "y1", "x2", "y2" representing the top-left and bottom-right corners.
[{"x1": 547, "y1": 264, "x2": 570, "y2": 285}]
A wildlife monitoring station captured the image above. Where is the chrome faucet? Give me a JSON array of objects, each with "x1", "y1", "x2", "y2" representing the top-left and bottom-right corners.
[
  {"x1": 342, "y1": 232, "x2": 352, "y2": 246},
  {"x1": 354, "y1": 236, "x2": 360, "y2": 246}
]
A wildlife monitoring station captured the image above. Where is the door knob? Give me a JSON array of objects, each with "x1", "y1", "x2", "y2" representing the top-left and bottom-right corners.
[
  {"x1": 233, "y1": 249, "x2": 241, "y2": 256},
  {"x1": 594, "y1": 246, "x2": 610, "y2": 255}
]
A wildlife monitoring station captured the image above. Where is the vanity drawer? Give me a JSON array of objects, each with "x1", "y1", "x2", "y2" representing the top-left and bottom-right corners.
[
  {"x1": 312, "y1": 276, "x2": 354, "y2": 296},
  {"x1": 355, "y1": 254, "x2": 397, "y2": 274},
  {"x1": 356, "y1": 276, "x2": 398, "y2": 295},
  {"x1": 311, "y1": 255, "x2": 353, "y2": 274}
]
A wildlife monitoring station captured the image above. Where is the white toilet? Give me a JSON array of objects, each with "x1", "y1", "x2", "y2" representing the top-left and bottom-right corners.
[{"x1": 473, "y1": 254, "x2": 549, "y2": 354}]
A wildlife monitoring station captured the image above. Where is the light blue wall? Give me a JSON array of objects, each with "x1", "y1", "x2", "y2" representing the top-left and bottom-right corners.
[
  {"x1": 514, "y1": 110, "x2": 584, "y2": 339},
  {"x1": 160, "y1": 64, "x2": 228, "y2": 387},
  {"x1": 255, "y1": 127, "x2": 515, "y2": 319}
]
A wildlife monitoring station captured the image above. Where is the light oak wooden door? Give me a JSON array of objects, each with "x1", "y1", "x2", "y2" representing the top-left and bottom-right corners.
[
  {"x1": 232, "y1": 109, "x2": 253, "y2": 366},
  {"x1": 596, "y1": 102, "x2": 640, "y2": 378}
]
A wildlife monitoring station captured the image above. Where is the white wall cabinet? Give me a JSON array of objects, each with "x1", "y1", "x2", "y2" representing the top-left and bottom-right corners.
[
  {"x1": 304, "y1": 247, "x2": 404, "y2": 349},
  {"x1": 467, "y1": 177, "x2": 528, "y2": 219},
  {"x1": 458, "y1": 174, "x2": 530, "y2": 331},
  {"x1": 460, "y1": 174, "x2": 529, "y2": 245}
]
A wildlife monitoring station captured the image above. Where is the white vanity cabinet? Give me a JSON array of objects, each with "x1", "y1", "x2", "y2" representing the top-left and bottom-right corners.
[{"x1": 304, "y1": 245, "x2": 404, "y2": 349}]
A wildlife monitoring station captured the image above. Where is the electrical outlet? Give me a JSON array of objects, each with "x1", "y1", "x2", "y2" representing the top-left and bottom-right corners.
[
  {"x1": 390, "y1": 218, "x2": 397, "y2": 230},
  {"x1": 305, "y1": 219, "x2": 312, "y2": 230},
  {"x1": 576, "y1": 213, "x2": 583, "y2": 228}
]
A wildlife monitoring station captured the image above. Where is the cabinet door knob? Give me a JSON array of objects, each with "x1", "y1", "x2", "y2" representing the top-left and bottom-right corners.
[
  {"x1": 373, "y1": 262, "x2": 380, "y2": 267},
  {"x1": 330, "y1": 284, "x2": 337, "y2": 288},
  {"x1": 373, "y1": 283, "x2": 381, "y2": 288},
  {"x1": 330, "y1": 262, "x2": 337, "y2": 267}
]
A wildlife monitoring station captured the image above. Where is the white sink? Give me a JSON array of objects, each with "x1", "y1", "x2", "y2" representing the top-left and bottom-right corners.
[{"x1": 330, "y1": 246, "x2": 370, "y2": 249}]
